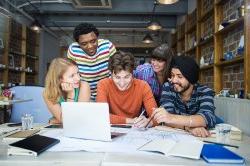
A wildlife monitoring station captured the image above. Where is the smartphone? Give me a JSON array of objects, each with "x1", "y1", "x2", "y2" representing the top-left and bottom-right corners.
[
  {"x1": 111, "y1": 124, "x2": 132, "y2": 128},
  {"x1": 44, "y1": 124, "x2": 63, "y2": 129}
]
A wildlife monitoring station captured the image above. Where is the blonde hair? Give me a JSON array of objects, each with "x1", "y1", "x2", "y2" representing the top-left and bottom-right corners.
[{"x1": 44, "y1": 57, "x2": 77, "y2": 104}]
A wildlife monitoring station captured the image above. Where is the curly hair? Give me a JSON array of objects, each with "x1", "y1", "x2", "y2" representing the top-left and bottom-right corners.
[
  {"x1": 109, "y1": 51, "x2": 135, "y2": 74},
  {"x1": 73, "y1": 23, "x2": 99, "y2": 42}
]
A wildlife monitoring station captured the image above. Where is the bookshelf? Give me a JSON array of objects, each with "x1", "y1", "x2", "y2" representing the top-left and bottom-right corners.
[
  {"x1": 171, "y1": 0, "x2": 250, "y2": 97},
  {"x1": 0, "y1": 18, "x2": 40, "y2": 87}
]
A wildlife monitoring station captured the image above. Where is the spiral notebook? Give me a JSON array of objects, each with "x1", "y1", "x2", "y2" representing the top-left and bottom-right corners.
[
  {"x1": 201, "y1": 144, "x2": 245, "y2": 164},
  {"x1": 9, "y1": 134, "x2": 60, "y2": 156}
]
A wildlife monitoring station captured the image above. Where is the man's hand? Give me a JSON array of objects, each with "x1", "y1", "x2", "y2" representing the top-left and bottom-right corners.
[
  {"x1": 187, "y1": 127, "x2": 210, "y2": 137},
  {"x1": 133, "y1": 116, "x2": 152, "y2": 128},
  {"x1": 153, "y1": 107, "x2": 174, "y2": 125}
]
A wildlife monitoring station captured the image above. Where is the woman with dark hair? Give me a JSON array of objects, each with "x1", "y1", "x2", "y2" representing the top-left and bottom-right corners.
[{"x1": 134, "y1": 44, "x2": 174, "y2": 105}]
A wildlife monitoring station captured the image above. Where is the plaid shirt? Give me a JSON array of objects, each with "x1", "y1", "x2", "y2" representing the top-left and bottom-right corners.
[
  {"x1": 134, "y1": 63, "x2": 161, "y2": 105},
  {"x1": 160, "y1": 82, "x2": 216, "y2": 128}
]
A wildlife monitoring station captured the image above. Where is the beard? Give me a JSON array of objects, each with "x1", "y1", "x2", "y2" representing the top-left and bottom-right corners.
[{"x1": 173, "y1": 82, "x2": 191, "y2": 94}]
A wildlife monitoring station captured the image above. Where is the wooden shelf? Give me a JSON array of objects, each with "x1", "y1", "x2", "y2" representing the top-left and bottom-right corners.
[
  {"x1": 215, "y1": 56, "x2": 244, "y2": 67},
  {"x1": 215, "y1": 17, "x2": 244, "y2": 36},
  {"x1": 198, "y1": 7, "x2": 214, "y2": 22},
  {"x1": 185, "y1": 46, "x2": 196, "y2": 54},
  {"x1": 200, "y1": 64, "x2": 213, "y2": 71},
  {"x1": 177, "y1": 35, "x2": 185, "y2": 41},
  {"x1": 198, "y1": 35, "x2": 214, "y2": 47},
  {"x1": 186, "y1": 24, "x2": 196, "y2": 34},
  {"x1": 215, "y1": 0, "x2": 228, "y2": 6}
]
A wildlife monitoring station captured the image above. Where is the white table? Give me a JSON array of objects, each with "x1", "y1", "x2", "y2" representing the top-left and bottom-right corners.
[{"x1": 0, "y1": 125, "x2": 249, "y2": 166}]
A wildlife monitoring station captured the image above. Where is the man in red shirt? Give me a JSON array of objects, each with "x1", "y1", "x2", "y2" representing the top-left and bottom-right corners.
[{"x1": 96, "y1": 51, "x2": 157, "y2": 128}]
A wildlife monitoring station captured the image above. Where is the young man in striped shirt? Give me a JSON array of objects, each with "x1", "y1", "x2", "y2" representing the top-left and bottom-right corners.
[
  {"x1": 152, "y1": 55, "x2": 216, "y2": 137},
  {"x1": 67, "y1": 23, "x2": 116, "y2": 101}
]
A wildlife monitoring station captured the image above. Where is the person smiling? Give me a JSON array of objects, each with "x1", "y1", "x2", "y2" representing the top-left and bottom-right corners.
[
  {"x1": 134, "y1": 44, "x2": 174, "y2": 105},
  {"x1": 67, "y1": 23, "x2": 116, "y2": 101},
  {"x1": 43, "y1": 57, "x2": 91, "y2": 124},
  {"x1": 152, "y1": 55, "x2": 216, "y2": 137},
  {"x1": 96, "y1": 51, "x2": 157, "y2": 128}
]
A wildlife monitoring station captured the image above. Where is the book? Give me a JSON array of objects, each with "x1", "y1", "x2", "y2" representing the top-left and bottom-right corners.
[
  {"x1": 9, "y1": 134, "x2": 60, "y2": 156},
  {"x1": 201, "y1": 144, "x2": 245, "y2": 164},
  {"x1": 138, "y1": 139, "x2": 204, "y2": 159}
]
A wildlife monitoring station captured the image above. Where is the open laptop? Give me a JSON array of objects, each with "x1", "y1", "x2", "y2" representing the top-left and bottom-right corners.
[{"x1": 61, "y1": 102, "x2": 124, "y2": 142}]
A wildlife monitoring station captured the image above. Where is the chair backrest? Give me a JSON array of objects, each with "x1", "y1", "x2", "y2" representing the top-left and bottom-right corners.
[{"x1": 9, "y1": 86, "x2": 52, "y2": 124}]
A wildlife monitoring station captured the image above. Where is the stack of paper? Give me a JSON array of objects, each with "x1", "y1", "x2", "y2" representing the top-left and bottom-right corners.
[{"x1": 230, "y1": 126, "x2": 242, "y2": 141}]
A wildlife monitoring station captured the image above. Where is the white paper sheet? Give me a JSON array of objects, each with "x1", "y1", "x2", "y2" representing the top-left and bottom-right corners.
[{"x1": 41, "y1": 128, "x2": 198, "y2": 154}]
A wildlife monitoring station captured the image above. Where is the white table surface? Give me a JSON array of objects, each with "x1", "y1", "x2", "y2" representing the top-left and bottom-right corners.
[{"x1": 0, "y1": 124, "x2": 249, "y2": 166}]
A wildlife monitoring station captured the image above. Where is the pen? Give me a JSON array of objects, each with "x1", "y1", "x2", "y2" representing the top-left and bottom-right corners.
[
  {"x1": 144, "y1": 113, "x2": 156, "y2": 128},
  {"x1": 203, "y1": 140, "x2": 239, "y2": 148},
  {"x1": 134, "y1": 109, "x2": 146, "y2": 124}
]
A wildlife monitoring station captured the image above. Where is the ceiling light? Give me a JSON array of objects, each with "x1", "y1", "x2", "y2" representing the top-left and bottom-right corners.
[
  {"x1": 157, "y1": 0, "x2": 179, "y2": 5},
  {"x1": 147, "y1": 21, "x2": 162, "y2": 31},
  {"x1": 142, "y1": 33, "x2": 154, "y2": 44},
  {"x1": 30, "y1": 20, "x2": 42, "y2": 32},
  {"x1": 147, "y1": 1, "x2": 162, "y2": 31}
]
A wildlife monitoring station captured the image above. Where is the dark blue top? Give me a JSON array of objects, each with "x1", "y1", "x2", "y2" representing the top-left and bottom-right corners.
[{"x1": 160, "y1": 82, "x2": 216, "y2": 128}]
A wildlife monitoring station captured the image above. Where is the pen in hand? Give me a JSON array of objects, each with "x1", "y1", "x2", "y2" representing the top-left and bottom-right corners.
[
  {"x1": 133, "y1": 109, "x2": 146, "y2": 125},
  {"x1": 144, "y1": 111, "x2": 157, "y2": 129}
]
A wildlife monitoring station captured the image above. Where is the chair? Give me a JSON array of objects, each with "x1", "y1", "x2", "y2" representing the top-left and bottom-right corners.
[{"x1": 9, "y1": 86, "x2": 52, "y2": 124}]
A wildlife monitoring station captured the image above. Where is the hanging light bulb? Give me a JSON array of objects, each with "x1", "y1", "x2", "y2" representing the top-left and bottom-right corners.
[
  {"x1": 157, "y1": 0, "x2": 179, "y2": 5},
  {"x1": 142, "y1": 33, "x2": 154, "y2": 44},
  {"x1": 30, "y1": 20, "x2": 42, "y2": 32},
  {"x1": 147, "y1": 1, "x2": 162, "y2": 31},
  {"x1": 147, "y1": 20, "x2": 162, "y2": 31}
]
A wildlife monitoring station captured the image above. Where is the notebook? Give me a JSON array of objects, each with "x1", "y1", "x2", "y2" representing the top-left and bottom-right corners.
[
  {"x1": 62, "y1": 102, "x2": 125, "y2": 142},
  {"x1": 201, "y1": 144, "x2": 245, "y2": 164},
  {"x1": 139, "y1": 139, "x2": 204, "y2": 159},
  {"x1": 9, "y1": 134, "x2": 60, "y2": 156}
]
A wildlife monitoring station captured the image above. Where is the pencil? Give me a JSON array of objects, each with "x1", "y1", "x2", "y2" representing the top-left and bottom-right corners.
[
  {"x1": 144, "y1": 113, "x2": 155, "y2": 128},
  {"x1": 203, "y1": 140, "x2": 239, "y2": 148}
]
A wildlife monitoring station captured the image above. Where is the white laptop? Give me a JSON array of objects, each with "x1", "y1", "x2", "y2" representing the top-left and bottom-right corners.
[{"x1": 62, "y1": 102, "x2": 122, "y2": 142}]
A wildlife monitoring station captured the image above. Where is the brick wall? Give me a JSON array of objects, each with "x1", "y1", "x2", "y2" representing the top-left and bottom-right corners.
[
  {"x1": 201, "y1": 15, "x2": 214, "y2": 38},
  {"x1": 223, "y1": 26, "x2": 244, "y2": 57},
  {"x1": 201, "y1": 0, "x2": 213, "y2": 16},
  {"x1": 222, "y1": 63, "x2": 244, "y2": 94},
  {"x1": 201, "y1": 42, "x2": 214, "y2": 65},
  {"x1": 201, "y1": 68, "x2": 214, "y2": 89},
  {"x1": 223, "y1": 0, "x2": 244, "y2": 21},
  {"x1": 8, "y1": 71, "x2": 21, "y2": 84},
  {"x1": 187, "y1": 30, "x2": 196, "y2": 50}
]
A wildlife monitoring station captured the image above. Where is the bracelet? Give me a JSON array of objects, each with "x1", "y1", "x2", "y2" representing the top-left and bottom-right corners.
[{"x1": 189, "y1": 116, "x2": 193, "y2": 127}]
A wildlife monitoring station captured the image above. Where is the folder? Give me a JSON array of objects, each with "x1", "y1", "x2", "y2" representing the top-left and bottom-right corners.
[
  {"x1": 9, "y1": 134, "x2": 60, "y2": 156},
  {"x1": 201, "y1": 144, "x2": 245, "y2": 164}
]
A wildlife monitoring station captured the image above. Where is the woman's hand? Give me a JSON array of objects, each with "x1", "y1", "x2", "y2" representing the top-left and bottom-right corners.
[{"x1": 61, "y1": 82, "x2": 75, "y2": 99}]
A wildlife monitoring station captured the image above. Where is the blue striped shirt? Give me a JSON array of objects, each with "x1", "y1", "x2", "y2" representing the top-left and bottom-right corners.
[
  {"x1": 134, "y1": 63, "x2": 162, "y2": 105},
  {"x1": 160, "y1": 82, "x2": 216, "y2": 128}
]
